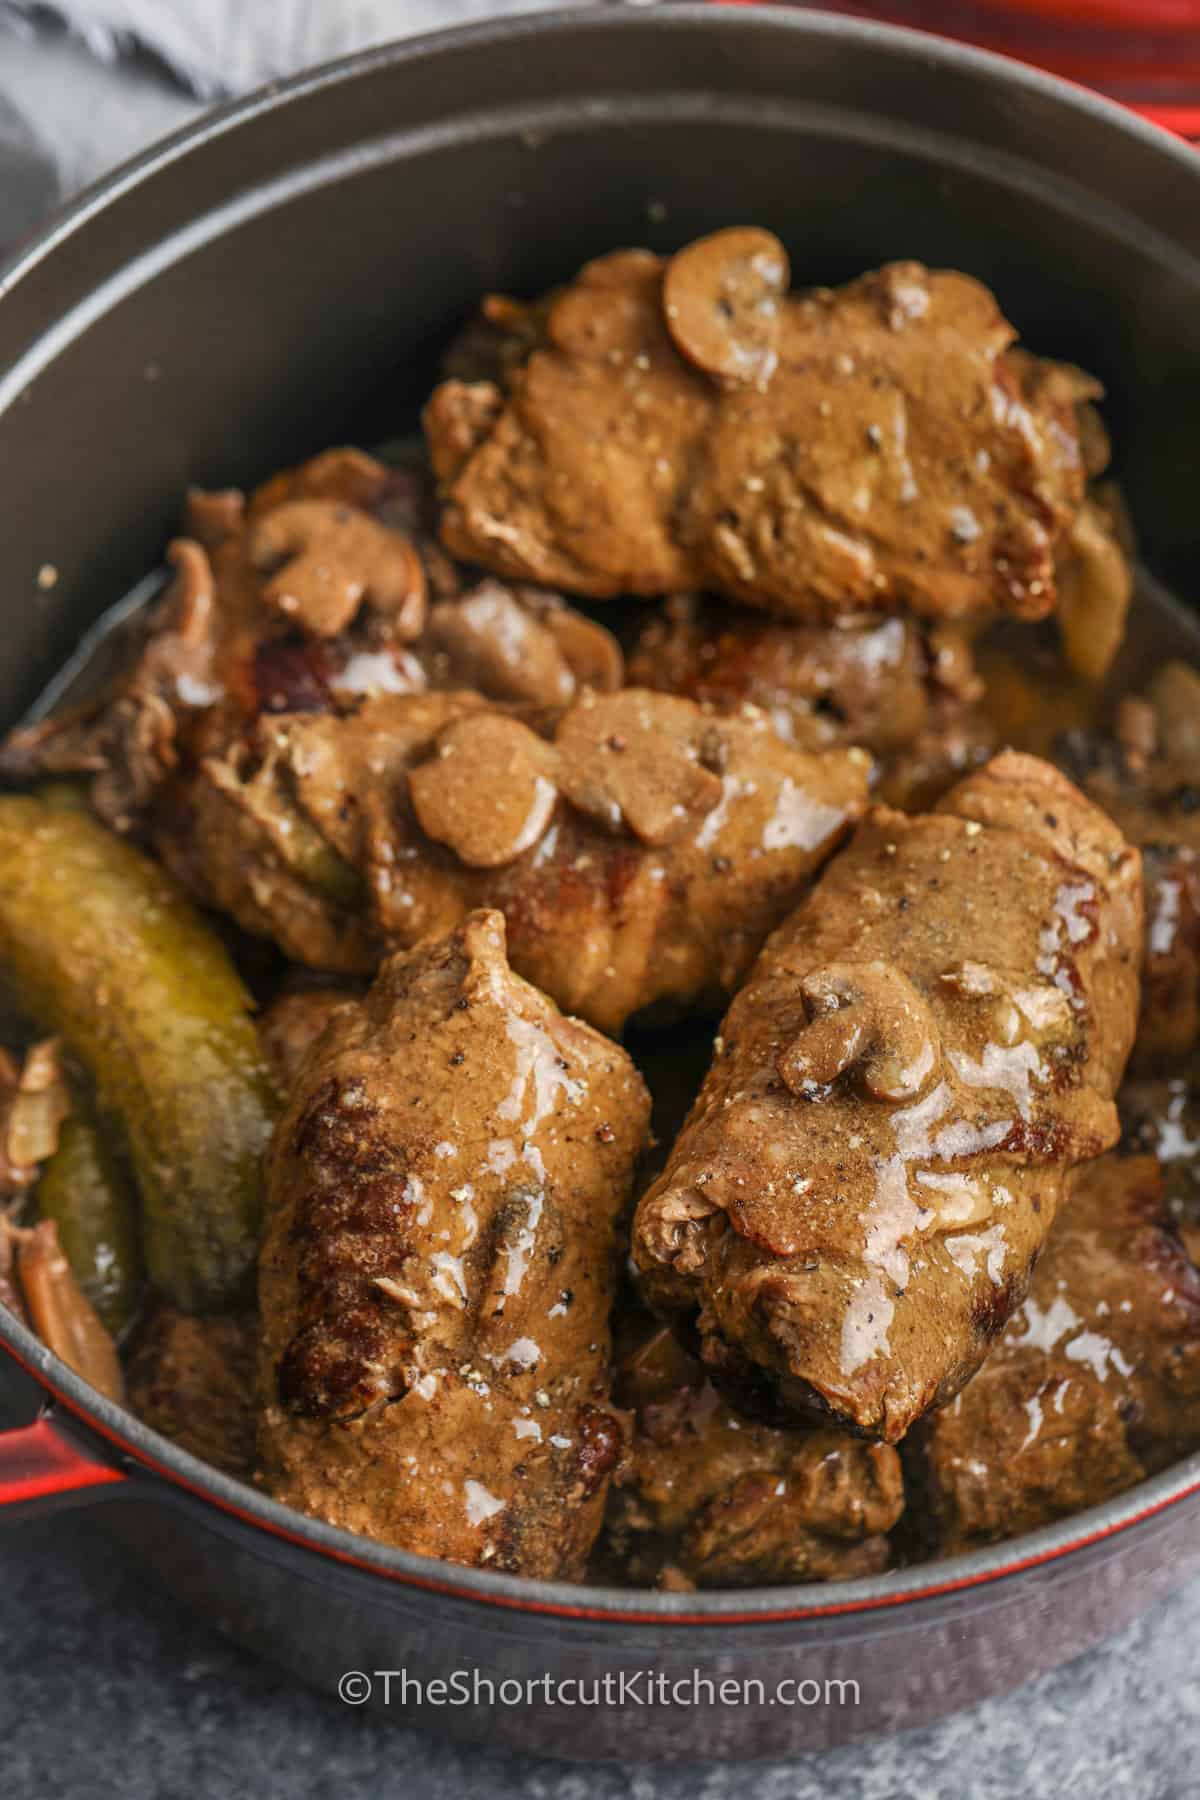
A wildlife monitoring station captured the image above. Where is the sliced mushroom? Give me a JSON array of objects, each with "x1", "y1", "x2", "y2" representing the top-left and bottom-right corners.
[
  {"x1": 0, "y1": 1039, "x2": 71, "y2": 1194},
  {"x1": 409, "y1": 713, "x2": 559, "y2": 868},
  {"x1": 16, "y1": 1219, "x2": 124, "y2": 1401},
  {"x1": 546, "y1": 249, "x2": 664, "y2": 359},
  {"x1": 161, "y1": 537, "x2": 217, "y2": 646},
  {"x1": 1148, "y1": 660, "x2": 1200, "y2": 766},
  {"x1": 636, "y1": 1184, "x2": 726, "y2": 1277},
  {"x1": 4, "y1": 1039, "x2": 70, "y2": 1173},
  {"x1": 554, "y1": 689, "x2": 725, "y2": 847},
  {"x1": 662, "y1": 227, "x2": 790, "y2": 388},
  {"x1": 779, "y1": 960, "x2": 942, "y2": 1103},
  {"x1": 1056, "y1": 497, "x2": 1133, "y2": 683},
  {"x1": 423, "y1": 380, "x2": 505, "y2": 487},
  {"x1": 248, "y1": 446, "x2": 395, "y2": 519},
  {"x1": 183, "y1": 486, "x2": 246, "y2": 549},
  {"x1": 522, "y1": 594, "x2": 625, "y2": 695},
  {"x1": 249, "y1": 500, "x2": 427, "y2": 640},
  {"x1": 426, "y1": 582, "x2": 575, "y2": 709}
]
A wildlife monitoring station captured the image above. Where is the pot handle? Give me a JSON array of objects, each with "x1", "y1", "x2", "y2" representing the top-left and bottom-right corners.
[
  {"x1": 0, "y1": 1408, "x2": 127, "y2": 1519},
  {"x1": 705, "y1": 5, "x2": 1200, "y2": 144},
  {"x1": 1136, "y1": 105, "x2": 1200, "y2": 142}
]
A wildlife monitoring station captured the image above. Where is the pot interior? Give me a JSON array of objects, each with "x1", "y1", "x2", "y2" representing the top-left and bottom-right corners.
[
  {"x1": 1, "y1": 10, "x2": 1198, "y2": 731},
  {"x1": 0, "y1": 5, "x2": 1199, "y2": 1611}
]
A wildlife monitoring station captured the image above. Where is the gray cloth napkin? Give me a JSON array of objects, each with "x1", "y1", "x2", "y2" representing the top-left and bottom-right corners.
[
  {"x1": 1, "y1": 0, "x2": 618, "y2": 99},
  {"x1": 0, "y1": 85, "x2": 58, "y2": 252},
  {"x1": 0, "y1": 0, "x2": 634, "y2": 207}
]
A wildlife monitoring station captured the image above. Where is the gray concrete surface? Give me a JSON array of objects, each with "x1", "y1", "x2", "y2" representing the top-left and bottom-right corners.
[{"x1": 1, "y1": 1504, "x2": 1197, "y2": 1798}]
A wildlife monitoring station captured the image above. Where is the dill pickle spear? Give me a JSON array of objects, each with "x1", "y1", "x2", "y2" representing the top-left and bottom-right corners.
[
  {"x1": 37, "y1": 1108, "x2": 142, "y2": 1335},
  {"x1": 0, "y1": 797, "x2": 276, "y2": 1311}
]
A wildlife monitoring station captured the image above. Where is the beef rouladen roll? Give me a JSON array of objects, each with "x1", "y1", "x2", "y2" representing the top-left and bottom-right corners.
[
  {"x1": 626, "y1": 596, "x2": 981, "y2": 761},
  {"x1": 633, "y1": 751, "x2": 1143, "y2": 1442},
  {"x1": 1057, "y1": 661, "x2": 1200, "y2": 1072},
  {"x1": 1120, "y1": 1066, "x2": 1200, "y2": 1251},
  {"x1": 910, "y1": 1154, "x2": 1200, "y2": 1553},
  {"x1": 602, "y1": 1322, "x2": 903, "y2": 1590},
  {"x1": 626, "y1": 593, "x2": 998, "y2": 808},
  {"x1": 164, "y1": 687, "x2": 869, "y2": 1036},
  {"x1": 257, "y1": 909, "x2": 651, "y2": 1578},
  {"x1": 426, "y1": 233, "x2": 1112, "y2": 628}
]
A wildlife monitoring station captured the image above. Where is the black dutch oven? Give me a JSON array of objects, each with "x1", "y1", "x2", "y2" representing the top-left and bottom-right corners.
[{"x1": 1, "y1": 4, "x2": 1199, "y2": 1764}]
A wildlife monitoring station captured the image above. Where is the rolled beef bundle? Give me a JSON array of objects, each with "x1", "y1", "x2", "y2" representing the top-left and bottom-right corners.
[
  {"x1": 1057, "y1": 661, "x2": 1200, "y2": 1072},
  {"x1": 603, "y1": 1323, "x2": 904, "y2": 1590},
  {"x1": 633, "y1": 751, "x2": 1143, "y2": 1441},
  {"x1": 166, "y1": 686, "x2": 869, "y2": 1036},
  {"x1": 426, "y1": 233, "x2": 1108, "y2": 627},
  {"x1": 911, "y1": 1154, "x2": 1200, "y2": 1552},
  {"x1": 258, "y1": 910, "x2": 651, "y2": 1578}
]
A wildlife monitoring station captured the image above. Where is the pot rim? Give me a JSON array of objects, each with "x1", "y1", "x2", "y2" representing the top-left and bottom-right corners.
[
  {"x1": 8, "y1": 1302, "x2": 1200, "y2": 1626},
  {"x1": 2, "y1": 0, "x2": 1199, "y2": 1628},
  {"x1": 5, "y1": 0, "x2": 1200, "y2": 303}
]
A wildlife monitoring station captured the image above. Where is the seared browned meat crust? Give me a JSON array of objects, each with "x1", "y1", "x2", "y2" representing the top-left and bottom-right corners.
[
  {"x1": 0, "y1": 447, "x2": 622, "y2": 832},
  {"x1": 626, "y1": 591, "x2": 998, "y2": 808},
  {"x1": 912, "y1": 1154, "x2": 1200, "y2": 1553},
  {"x1": 257, "y1": 910, "x2": 651, "y2": 1578},
  {"x1": 1120, "y1": 1068, "x2": 1200, "y2": 1251},
  {"x1": 633, "y1": 751, "x2": 1142, "y2": 1441},
  {"x1": 1057, "y1": 663, "x2": 1200, "y2": 1071},
  {"x1": 160, "y1": 688, "x2": 869, "y2": 1035},
  {"x1": 125, "y1": 1305, "x2": 258, "y2": 1478},
  {"x1": 1137, "y1": 842, "x2": 1200, "y2": 1067},
  {"x1": 627, "y1": 594, "x2": 982, "y2": 760},
  {"x1": 602, "y1": 1324, "x2": 903, "y2": 1589},
  {"x1": 426, "y1": 236, "x2": 1100, "y2": 625}
]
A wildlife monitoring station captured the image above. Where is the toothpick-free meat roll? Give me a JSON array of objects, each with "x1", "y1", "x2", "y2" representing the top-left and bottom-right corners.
[
  {"x1": 168, "y1": 687, "x2": 869, "y2": 1035},
  {"x1": 258, "y1": 910, "x2": 651, "y2": 1577},
  {"x1": 912, "y1": 1154, "x2": 1200, "y2": 1552},
  {"x1": 633, "y1": 752, "x2": 1142, "y2": 1441}
]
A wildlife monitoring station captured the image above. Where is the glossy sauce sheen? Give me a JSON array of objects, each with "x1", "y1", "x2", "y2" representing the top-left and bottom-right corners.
[
  {"x1": 5, "y1": 243, "x2": 1199, "y2": 1580},
  {"x1": 177, "y1": 684, "x2": 869, "y2": 1034},
  {"x1": 257, "y1": 910, "x2": 651, "y2": 1579},
  {"x1": 634, "y1": 753, "x2": 1143, "y2": 1441},
  {"x1": 427, "y1": 249, "x2": 1094, "y2": 622},
  {"x1": 914, "y1": 1154, "x2": 1200, "y2": 1551},
  {"x1": 605, "y1": 1323, "x2": 904, "y2": 1589}
]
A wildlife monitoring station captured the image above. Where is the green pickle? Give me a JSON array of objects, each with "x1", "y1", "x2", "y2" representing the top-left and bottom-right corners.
[
  {"x1": 36, "y1": 1108, "x2": 141, "y2": 1335},
  {"x1": 0, "y1": 796, "x2": 277, "y2": 1311}
]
